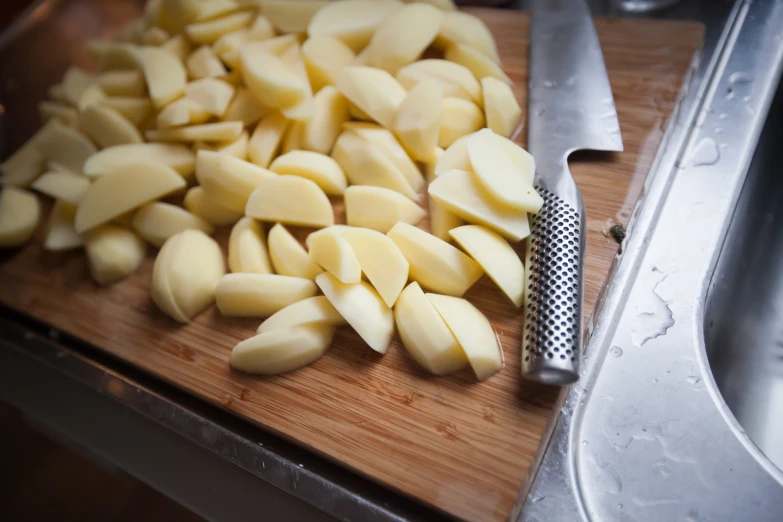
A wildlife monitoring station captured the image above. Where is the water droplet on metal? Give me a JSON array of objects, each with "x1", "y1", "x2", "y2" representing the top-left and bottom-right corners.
[
  {"x1": 688, "y1": 137, "x2": 720, "y2": 167},
  {"x1": 686, "y1": 375, "x2": 701, "y2": 384},
  {"x1": 728, "y1": 71, "x2": 752, "y2": 84},
  {"x1": 543, "y1": 80, "x2": 555, "y2": 88},
  {"x1": 610, "y1": 346, "x2": 624, "y2": 358}
]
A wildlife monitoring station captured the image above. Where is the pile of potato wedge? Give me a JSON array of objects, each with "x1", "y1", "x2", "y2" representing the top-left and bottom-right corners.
[{"x1": 0, "y1": 0, "x2": 541, "y2": 381}]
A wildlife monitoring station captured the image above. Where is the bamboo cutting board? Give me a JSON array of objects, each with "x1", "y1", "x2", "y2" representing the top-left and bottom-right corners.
[{"x1": 0, "y1": 8, "x2": 704, "y2": 521}]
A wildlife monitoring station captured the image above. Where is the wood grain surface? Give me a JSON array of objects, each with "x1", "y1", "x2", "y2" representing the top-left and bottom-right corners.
[{"x1": 0, "y1": 9, "x2": 704, "y2": 522}]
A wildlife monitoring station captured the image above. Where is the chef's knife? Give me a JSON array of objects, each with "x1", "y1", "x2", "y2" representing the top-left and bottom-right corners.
[{"x1": 522, "y1": 0, "x2": 623, "y2": 385}]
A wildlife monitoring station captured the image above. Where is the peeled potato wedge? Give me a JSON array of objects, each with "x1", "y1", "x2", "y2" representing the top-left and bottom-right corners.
[
  {"x1": 228, "y1": 217, "x2": 273, "y2": 274},
  {"x1": 301, "y1": 86, "x2": 350, "y2": 154},
  {"x1": 223, "y1": 87, "x2": 270, "y2": 127},
  {"x1": 0, "y1": 125, "x2": 48, "y2": 187},
  {"x1": 31, "y1": 171, "x2": 90, "y2": 205},
  {"x1": 195, "y1": 151, "x2": 275, "y2": 212},
  {"x1": 211, "y1": 130, "x2": 248, "y2": 158},
  {"x1": 196, "y1": 0, "x2": 244, "y2": 22},
  {"x1": 246, "y1": 175, "x2": 334, "y2": 228},
  {"x1": 434, "y1": 11, "x2": 500, "y2": 63},
  {"x1": 268, "y1": 223, "x2": 323, "y2": 280},
  {"x1": 393, "y1": 79, "x2": 442, "y2": 162},
  {"x1": 185, "y1": 11, "x2": 254, "y2": 44},
  {"x1": 277, "y1": 43, "x2": 315, "y2": 122},
  {"x1": 101, "y1": 96, "x2": 153, "y2": 126},
  {"x1": 141, "y1": 46, "x2": 187, "y2": 108},
  {"x1": 44, "y1": 201, "x2": 83, "y2": 251},
  {"x1": 434, "y1": 132, "x2": 473, "y2": 176},
  {"x1": 230, "y1": 325, "x2": 335, "y2": 375},
  {"x1": 79, "y1": 104, "x2": 144, "y2": 148},
  {"x1": 184, "y1": 77, "x2": 235, "y2": 116},
  {"x1": 257, "y1": 295, "x2": 346, "y2": 335},
  {"x1": 445, "y1": 43, "x2": 510, "y2": 84},
  {"x1": 344, "y1": 185, "x2": 425, "y2": 233},
  {"x1": 396, "y1": 59, "x2": 480, "y2": 105},
  {"x1": 387, "y1": 222, "x2": 482, "y2": 296},
  {"x1": 216, "y1": 273, "x2": 318, "y2": 317},
  {"x1": 308, "y1": 229, "x2": 361, "y2": 284},
  {"x1": 61, "y1": 67, "x2": 94, "y2": 106},
  {"x1": 248, "y1": 111, "x2": 290, "y2": 168},
  {"x1": 482, "y1": 77, "x2": 521, "y2": 138},
  {"x1": 97, "y1": 70, "x2": 146, "y2": 97},
  {"x1": 0, "y1": 187, "x2": 40, "y2": 248},
  {"x1": 270, "y1": 150, "x2": 347, "y2": 195},
  {"x1": 161, "y1": 97, "x2": 217, "y2": 130},
  {"x1": 336, "y1": 66, "x2": 406, "y2": 129},
  {"x1": 39, "y1": 101, "x2": 79, "y2": 127},
  {"x1": 438, "y1": 97, "x2": 484, "y2": 149},
  {"x1": 342, "y1": 227, "x2": 409, "y2": 308},
  {"x1": 132, "y1": 201, "x2": 214, "y2": 247},
  {"x1": 84, "y1": 225, "x2": 146, "y2": 285},
  {"x1": 281, "y1": 121, "x2": 305, "y2": 154},
  {"x1": 316, "y1": 272, "x2": 394, "y2": 354},
  {"x1": 84, "y1": 143, "x2": 196, "y2": 179},
  {"x1": 158, "y1": 0, "x2": 202, "y2": 34},
  {"x1": 186, "y1": 45, "x2": 227, "y2": 79},
  {"x1": 302, "y1": 36, "x2": 355, "y2": 92},
  {"x1": 426, "y1": 293, "x2": 503, "y2": 380},
  {"x1": 184, "y1": 186, "x2": 242, "y2": 226},
  {"x1": 428, "y1": 169, "x2": 534, "y2": 242},
  {"x1": 263, "y1": 0, "x2": 329, "y2": 33},
  {"x1": 394, "y1": 282, "x2": 468, "y2": 375},
  {"x1": 240, "y1": 42, "x2": 310, "y2": 109},
  {"x1": 77, "y1": 83, "x2": 108, "y2": 111},
  {"x1": 307, "y1": 0, "x2": 404, "y2": 52},
  {"x1": 36, "y1": 121, "x2": 97, "y2": 175},
  {"x1": 146, "y1": 121, "x2": 244, "y2": 143},
  {"x1": 429, "y1": 195, "x2": 463, "y2": 241},
  {"x1": 75, "y1": 162, "x2": 186, "y2": 233}
]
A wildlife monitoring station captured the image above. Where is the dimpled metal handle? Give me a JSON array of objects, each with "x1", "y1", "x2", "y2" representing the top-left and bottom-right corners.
[{"x1": 522, "y1": 187, "x2": 584, "y2": 385}]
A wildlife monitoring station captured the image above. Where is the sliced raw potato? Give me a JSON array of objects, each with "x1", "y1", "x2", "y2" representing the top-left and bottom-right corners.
[
  {"x1": 223, "y1": 88, "x2": 269, "y2": 126},
  {"x1": 39, "y1": 101, "x2": 79, "y2": 127},
  {"x1": 341, "y1": 227, "x2": 409, "y2": 307},
  {"x1": 445, "y1": 43, "x2": 510, "y2": 84},
  {"x1": 157, "y1": 98, "x2": 210, "y2": 129},
  {"x1": 276, "y1": 43, "x2": 315, "y2": 122},
  {"x1": 184, "y1": 77, "x2": 235, "y2": 116},
  {"x1": 162, "y1": 34, "x2": 193, "y2": 62},
  {"x1": 434, "y1": 11, "x2": 500, "y2": 63},
  {"x1": 396, "y1": 59, "x2": 480, "y2": 104},
  {"x1": 301, "y1": 86, "x2": 349, "y2": 154},
  {"x1": 216, "y1": 273, "x2": 317, "y2": 316},
  {"x1": 158, "y1": 0, "x2": 203, "y2": 34},
  {"x1": 270, "y1": 151, "x2": 347, "y2": 195},
  {"x1": 48, "y1": 83, "x2": 67, "y2": 103},
  {"x1": 30, "y1": 172, "x2": 90, "y2": 205},
  {"x1": 146, "y1": 121, "x2": 244, "y2": 142},
  {"x1": 428, "y1": 169, "x2": 534, "y2": 241},
  {"x1": 132, "y1": 202, "x2": 214, "y2": 247},
  {"x1": 246, "y1": 176, "x2": 334, "y2": 228},
  {"x1": 428, "y1": 195, "x2": 463, "y2": 241},
  {"x1": 336, "y1": 66, "x2": 406, "y2": 129},
  {"x1": 435, "y1": 132, "x2": 472, "y2": 176},
  {"x1": 438, "y1": 97, "x2": 484, "y2": 149},
  {"x1": 308, "y1": 230, "x2": 361, "y2": 284},
  {"x1": 404, "y1": 0, "x2": 456, "y2": 10},
  {"x1": 186, "y1": 11, "x2": 254, "y2": 44},
  {"x1": 424, "y1": 146, "x2": 444, "y2": 182},
  {"x1": 303, "y1": 224, "x2": 353, "y2": 249},
  {"x1": 467, "y1": 128, "x2": 536, "y2": 210},
  {"x1": 248, "y1": 111, "x2": 290, "y2": 168},
  {"x1": 316, "y1": 272, "x2": 394, "y2": 354},
  {"x1": 301, "y1": 36, "x2": 355, "y2": 92},
  {"x1": 61, "y1": 67, "x2": 95, "y2": 106},
  {"x1": 94, "y1": 42, "x2": 143, "y2": 72},
  {"x1": 187, "y1": 45, "x2": 227, "y2": 79},
  {"x1": 75, "y1": 162, "x2": 186, "y2": 233},
  {"x1": 364, "y1": 3, "x2": 444, "y2": 74},
  {"x1": 387, "y1": 221, "x2": 481, "y2": 296},
  {"x1": 196, "y1": 0, "x2": 243, "y2": 21},
  {"x1": 195, "y1": 151, "x2": 275, "y2": 212},
  {"x1": 482, "y1": 77, "x2": 521, "y2": 138},
  {"x1": 212, "y1": 131, "x2": 248, "y2": 158},
  {"x1": 101, "y1": 96, "x2": 153, "y2": 126},
  {"x1": 151, "y1": 229, "x2": 225, "y2": 323},
  {"x1": 79, "y1": 104, "x2": 143, "y2": 148},
  {"x1": 426, "y1": 293, "x2": 503, "y2": 380},
  {"x1": 0, "y1": 187, "x2": 40, "y2": 248},
  {"x1": 240, "y1": 42, "x2": 310, "y2": 109},
  {"x1": 44, "y1": 201, "x2": 83, "y2": 251},
  {"x1": 268, "y1": 223, "x2": 323, "y2": 280},
  {"x1": 184, "y1": 186, "x2": 242, "y2": 226},
  {"x1": 77, "y1": 84, "x2": 108, "y2": 111},
  {"x1": 228, "y1": 217, "x2": 272, "y2": 274},
  {"x1": 262, "y1": 0, "x2": 329, "y2": 33},
  {"x1": 450, "y1": 225, "x2": 524, "y2": 307},
  {"x1": 307, "y1": 0, "x2": 404, "y2": 52},
  {"x1": 393, "y1": 79, "x2": 442, "y2": 162},
  {"x1": 0, "y1": 127, "x2": 48, "y2": 187},
  {"x1": 84, "y1": 143, "x2": 196, "y2": 178},
  {"x1": 281, "y1": 121, "x2": 304, "y2": 153},
  {"x1": 141, "y1": 46, "x2": 187, "y2": 108},
  {"x1": 36, "y1": 121, "x2": 97, "y2": 175},
  {"x1": 97, "y1": 70, "x2": 146, "y2": 97},
  {"x1": 230, "y1": 325, "x2": 335, "y2": 375},
  {"x1": 344, "y1": 185, "x2": 425, "y2": 233},
  {"x1": 394, "y1": 282, "x2": 467, "y2": 374},
  {"x1": 84, "y1": 225, "x2": 146, "y2": 285},
  {"x1": 257, "y1": 296, "x2": 345, "y2": 334}
]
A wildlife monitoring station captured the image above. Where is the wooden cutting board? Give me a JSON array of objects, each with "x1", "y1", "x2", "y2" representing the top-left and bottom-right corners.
[{"x1": 0, "y1": 9, "x2": 704, "y2": 522}]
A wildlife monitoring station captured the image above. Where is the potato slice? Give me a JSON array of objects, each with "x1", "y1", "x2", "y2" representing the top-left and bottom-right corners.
[
  {"x1": 308, "y1": 230, "x2": 361, "y2": 284},
  {"x1": 450, "y1": 225, "x2": 523, "y2": 307},
  {"x1": 216, "y1": 273, "x2": 317, "y2": 317},
  {"x1": 213, "y1": 130, "x2": 249, "y2": 158},
  {"x1": 0, "y1": 126, "x2": 49, "y2": 187},
  {"x1": 482, "y1": 77, "x2": 521, "y2": 138},
  {"x1": 438, "y1": 97, "x2": 484, "y2": 149},
  {"x1": 426, "y1": 293, "x2": 503, "y2": 380},
  {"x1": 307, "y1": 0, "x2": 404, "y2": 51},
  {"x1": 184, "y1": 186, "x2": 242, "y2": 226},
  {"x1": 342, "y1": 227, "x2": 408, "y2": 307},
  {"x1": 158, "y1": 0, "x2": 202, "y2": 34},
  {"x1": 279, "y1": 43, "x2": 315, "y2": 122},
  {"x1": 184, "y1": 77, "x2": 235, "y2": 116},
  {"x1": 302, "y1": 36, "x2": 355, "y2": 92},
  {"x1": 394, "y1": 282, "x2": 467, "y2": 374},
  {"x1": 246, "y1": 176, "x2": 334, "y2": 228},
  {"x1": 84, "y1": 143, "x2": 196, "y2": 179},
  {"x1": 396, "y1": 59, "x2": 480, "y2": 105},
  {"x1": 268, "y1": 223, "x2": 323, "y2": 280},
  {"x1": 336, "y1": 66, "x2": 406, "y2": 129},
  {"x1": 39, "y1": 101, "x2": 79, "y2": 127},
  {"x1": 30, "y1": 172, "x2": 90, "y2": 205},
  {"x1": 36, "y1": 121, "x2": 97, "y2": 175},
  {"x1": 263, "y1": 0, "x2": 329, "y2": 33},
  {"x1": 300, "y1": 86, "x2": 349, "y2": 154},
  {"x1": 467, "y1": 129, "x2": 536, "y2": 210},
  {"x1": 364, "y1": 3, "x2": 444, "y2": 74},
  {"x1": 61, "y1": 67, "x2": 95, "y2": 106},
  {"x1": 428, "y1": 195, "x2": 463, "y2": 242},
  {"x1": 228, "y1": 217, "x2": 272, "y2": 274},
  {"x1": 79, "y1": 104, "x2": 144, "y2": 148},
  {"x1": 162, "y1": 34, "x2": 193, "y2": 62},
  {"x1": 101, "y1": 96, "x2": 153, "y2": 126},
  {"x1": 97, "y1": 70, "x2": 146, "y2": 97},
  {"x1": 156, "y1": 98, "x2": 211, "y2": 129},
  {"x1": 196, "y1": 0, "x2": 243, "y2": 21},
  {"x1": 230, "y1": 325, "x2": 335, "y2": 375},
  {"x1": 445, "y1": 43, "x2": 510, "y2": 84},
  {"x1": 94, "y1": 42, "x2": 143, "y2": 72},
  {"x1": 316, "y1": 272, "x2": 394, "y2": 354},
  {"x1": 344, "y1": 185, "x2": 425, "y2": 233},
  {"x1": 434, "y1": 11, "x2": 500, "y2": 63},
  {"x1": 141, "y1": 46, "x2": 187, "y2": 108},
  {"x1": 0, "y1": 187, "x2": 40, "y2": 248},
  {"x1": 387, "y1": 221, "x2": 481, "y2": 296},
  {"x1": 257, "y1": 295, "x2": 345, "y2": 334},
  {"x1": 403, "y1": 0, "x2": 455, "y2": 9},
  {"x1": 84, "y1": 225, "x2": 146, "y2": 285},
  {"x1": 247, "y1": 111, "x2": 290, "y2": 168},
  {"x1": 44, "y1": 201, "x2": 83, "y2": 251},
  {"x1": 428, "y1": 169, "x2": 534, "y2": 241},
  {"x1": 223, "y1": 88, "x2": 270, "y2": 127},
  {"x1": 195, "y1": 151, "x2": 275, "y2": 212},
  {"x1": 146, "y1": 121, "x2": 244, "y2": 142},
  {"x1": 77, "y1": 84, "x2": 109, "y2": 113},
  {"x1": 241, "y1": 42, "x2": 310, "y2": 109},
  {"x1": 75, "y1": 162, "x2": 186, "y2": 233},
  {"x1": 132, "y1": 202, "x2": 214, "y2": 247},
  {"x1": 186, "y1": 11, "x2": 254, "y2": 44},
  {"x1": 434, "y1": 132, "x2": 474, "y2": 176},
  {"x1": 281, "y1": 121, "x2": 305, "y2": 154},
  {"x1": 270, "y1": 151, "x2": 347, "y2": 195},
  {"x1": 151, "y1": 229, "x2": 225, "y2": 322},
  {"x1": 187, "y1": 45, "x2": 227, "y2": 79},
  {"x1": 393, "y1": 79, "x2": 442, "y2": 162}
]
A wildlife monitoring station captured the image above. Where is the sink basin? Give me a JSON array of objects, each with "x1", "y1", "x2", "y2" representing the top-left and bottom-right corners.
[{"x1": 705, "y1": 78, "x2": 783, "y2": 472}]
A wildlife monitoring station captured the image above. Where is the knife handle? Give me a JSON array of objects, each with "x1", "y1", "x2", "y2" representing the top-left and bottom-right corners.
[{"x1": 522, "y1": 187, "x2": 585, "y2": 385}]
